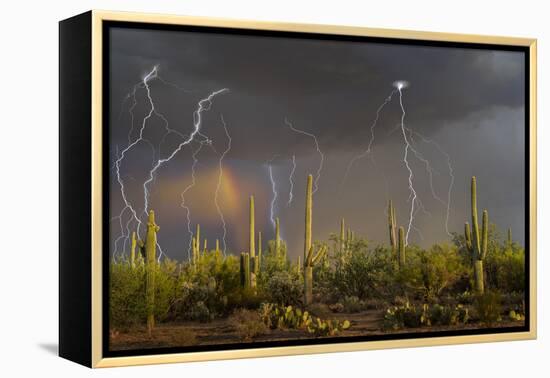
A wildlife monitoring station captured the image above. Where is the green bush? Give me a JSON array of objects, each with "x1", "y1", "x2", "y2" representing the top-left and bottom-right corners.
[
  {"x1": 341, "y1": 295, "x2": 368, "y2": 313},
  {"x1": 229, "y1": 308, "x2": 268, "y2": 341},
  {"x1": 474, "y1": 291, "x2": 502, "y2": 326},
  {"x1": 110, "y1": 261, "x2": 146, "y2": 330},
  {"x1": 263, "y1": 271, "x2": 303, "y2": 306},
  {"x1": 331, "y1": 242, "x2": 392, "y2": 300},
  {"x1": 485, "y1": 248, "x2": 525, "y2": 293}
]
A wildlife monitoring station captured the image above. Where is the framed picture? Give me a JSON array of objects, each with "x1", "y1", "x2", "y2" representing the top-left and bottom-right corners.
[{"x1": 59, "y1": 10, "x2": 537, "y2": 368}]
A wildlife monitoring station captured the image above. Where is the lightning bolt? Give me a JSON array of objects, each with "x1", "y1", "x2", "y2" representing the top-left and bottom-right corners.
[
  {"x1": 141, "y1": 88, "x2": 228, "y2": 261},
  {"x1": 143, "y1": 88, "x2": 229, "y2": 215},
  {"x1": 407, "y1": 128, "x2": 455, "y2": 237},
  {"x1": 113, "y1": 65, "x2": 159, "y2": 258},
  {"x1": 214, "y1": 115, "x2": 232, "y2": 255},
  {"x1": 287, "y1": 155, "x2": 296, "y2": 206},
  {"x1": 268, "y1": 162, "x2": 278, "y2": 228},
  {"x1": 395, "y1": 80, "x2": 418, "y2": 245},
  {"x1": 112, "y1": 64, "x2": 228, "y2": 262},
  {"x1": 181, "y1": 142, "x2": 205, "y2": 259},
  {"x1": 285, "y1": 118, "x2": 324, "y2": 194},
  {"x1": 341, "y1": 89, "x2": 398, "y2": 189}
]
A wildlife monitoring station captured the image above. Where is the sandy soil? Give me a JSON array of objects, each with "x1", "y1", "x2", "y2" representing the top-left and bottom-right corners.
[{"x1": 109, "y1": 310, "x2": 524, "y2": 351}]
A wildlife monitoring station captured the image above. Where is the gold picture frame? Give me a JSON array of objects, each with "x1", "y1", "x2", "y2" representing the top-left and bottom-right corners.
[{"x1": 59, "y1": 9, "x2": 537, "y2": 368}]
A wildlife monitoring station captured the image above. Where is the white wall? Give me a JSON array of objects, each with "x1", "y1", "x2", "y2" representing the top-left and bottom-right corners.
[{"x1": 0, "y1": 0, "x2": 547, "y2": 376}]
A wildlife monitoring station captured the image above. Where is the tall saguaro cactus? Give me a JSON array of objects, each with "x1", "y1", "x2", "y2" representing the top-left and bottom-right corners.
[
  {"x1": 192, "y1": 224, "x2": 201, "y2": 266},
  {"x1": 388, "y1": 200, "x2": 397, "y2": 255},
  {"x1": 258, "y1": 231, "x2": 262, "y2": 273},
  {"x1": 398, "y1": 226, "x2": 406, "y2": 268},
  {"x1": 130, "y1": 231, "x2": 137, "y2": 268},
  {"x1": 303, "y1": 174, "x2": 327, "y2": 305},
  {"x1": 249, "y1": 196, "x2": 258, "y2": 286},
  {"x1": 145, "y1": 210, "x2": 159, "y2": 337},
  {"x1": 464, "y1": 176, "x2": 489, "y2": 293},
  {"x1": 275, "y1": 217, "x2": 281, "y2": 257},
  {"x1": 304, "y1": 175, "x2": 313, "y2": 263},
  {"x1": 340, "y1": 218, "x2": 345, "y2": 253}
]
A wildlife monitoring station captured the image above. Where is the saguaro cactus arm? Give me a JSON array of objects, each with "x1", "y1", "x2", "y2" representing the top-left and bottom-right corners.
[
  {"x1": 304, "y1": 174, "x2": 313, "y2": 262},
  {"x1": 481, "y1": 210, "x2": 489, "y2": 260},
  {"x1": 471, "y1": 177, "x2": 482, "y2": 259},
  {"x1": 464, "y1": 222, "x2": 473, "y2": 251},
  {"x1": 398, "y1": 226, "x2": 406, "y2": 268},
  {"x1": 275, "y1": 217, "x2": 281, "y2": 257}
]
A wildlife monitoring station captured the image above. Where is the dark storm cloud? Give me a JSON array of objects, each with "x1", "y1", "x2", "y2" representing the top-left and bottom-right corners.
[
  {"x1": 108, "y1": 26, "x2": 526, "y2": 259},
  {"x1": 109, "y1": 27, "x2": 524, "y2": 161}
]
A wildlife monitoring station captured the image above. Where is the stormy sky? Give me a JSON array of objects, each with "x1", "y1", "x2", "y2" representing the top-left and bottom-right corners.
[{"x1": 108, "y1": 25, "x2": 526, "y2": 261}]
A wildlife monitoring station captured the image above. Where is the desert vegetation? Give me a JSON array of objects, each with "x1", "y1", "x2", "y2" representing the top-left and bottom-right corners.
[{"x1": 109, "y1": 175, "x2": 525, "y2": 350}]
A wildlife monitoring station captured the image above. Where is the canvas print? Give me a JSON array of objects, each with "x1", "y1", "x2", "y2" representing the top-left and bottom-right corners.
[{"x1": 107, "y1": 24, "x2": 528, "y2": 354}]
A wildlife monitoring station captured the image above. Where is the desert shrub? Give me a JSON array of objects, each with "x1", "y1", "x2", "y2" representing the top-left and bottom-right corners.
[
  {"x1": 429, "y1": 304, "x2": 469, "y2": 326},
  {"x1": 153, "y1": 259, "x2": 179, "y2": 322},
  {"x1": 341, "y1": 296, "x2": 368, "y2": 313},
  {"x1": 188, "y1": 300, "x2": 212, "y2": 322},
  {"x1": 383, "y1": 302, "x2": 425, "y2": 330},
  {"x1": 456, "y1": 290, "x2": 476, "y2": 305},
  {"x1": 332, "y1": 242, "x2": 392, "y2": 300},
  {"x1": 229, "y1": 308, "x2": 267, "y2": 341},
  {"x1": 260, "y1": 240, "x2": 289, "y2": 277},
  {"x1": 395, "y1": 244, "x2": 467, "y2": 301},
  {"x1": 110, "y1": 261, "x2": 147, "y2": 330},
  {"x1": 306, "y1": 302, "x2": 331, "y2": 317},
  {"x1": 485, "y1": 248, "x2": 525, "y2": 293},
  {"x1": 172, "y1": 252, "x2": 241, "y2": 319},
  {"x1": 474, "y1": 291, "x2": 502, "y2": 326},
  {"x1": 328, "y1": 303, "x2": 344, "y2": 313},
  {"x1": 110, "y1": 259, "x2": 179, "y2": 329},
  {"x1": 264, "y1": 271, "x2": 303, "y2": 306}
]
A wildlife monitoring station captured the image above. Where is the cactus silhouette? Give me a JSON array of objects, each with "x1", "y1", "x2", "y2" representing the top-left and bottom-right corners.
[
  {"x1": 388, "y1": 200, "x2": 397, "y2": 255},
  {"x1": 340, "y1": 218, "x2": 345, "y2": 253},
  {"x1": 145, "y1": 210, "x2": 159, "y2": 337},
  {"x1": 303, "y1": 174, "x2": 327, "y2": 305},
  {"x1": 275, "y1": 217, "x2": 281, "y2": 257},
  {"x1": 464, "y1": 176, "x2": 489, "y2": 293},
  {"x1": 258, "y1": 231, "x2": 262, "y2": 273},
  {"x1": 398, "y1": 226, "x2": 405, "y2": 268},
  {"x1": 130, "y1": 231, "x2": 137, "y2": 268},
  {"x1": 249, "y1": 196, "x2": 258, "y2": 285}
]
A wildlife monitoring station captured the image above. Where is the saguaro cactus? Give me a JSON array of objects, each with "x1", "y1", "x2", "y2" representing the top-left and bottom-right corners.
[
  {"x1": 258, "y1": 231, "x2": 262, "y2": 273},
  {"x1": 192, "y1": 224, "x2": 201, "y2": 265},
  {"x1": 304, "y1": 175, "x2": 313, "y2": 262},
  {"x1": 388, "y1": 200, "x2": 397, "y2": 255},
  {"x1": 340, "y1": 218, "x2": 345, "y2": 253},
  {"x1": 275, "y1": 217, "x2": 281, "y2": 257},
  {"x1": 507, "y1": 228, "x2": 513, "y2": 249},
  {"x1": 145, "y1": 210, "x2": 159, "y2": 337},
  {"x1": 130, "y1": 231, "x2": 137, "y2": 268},
  {"x1": 398, "y1": 226, "x2": 406, "y2": 268},
  {"x1": 239, "y1": 252, "x2": 252, "y2": 288},
  {"x1": 464, "y1": 176, "x2": 489, "y2": 294},
  {"x1": 303, "y1": 174, "x2": 327, "y2": 305},
  {"x1": 249, "y1": 196, "x2": 257, "y2": 286},
  {"x1": 192, "y1": 237, "x2": 198, "y2": 266}
]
